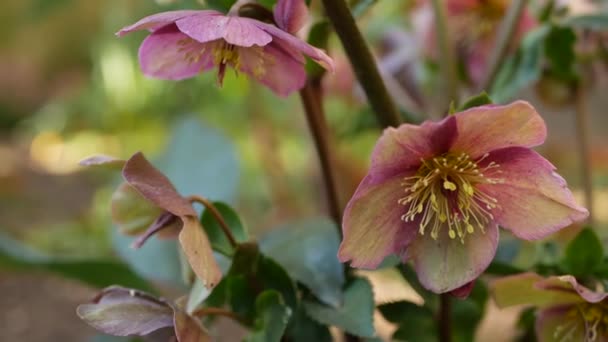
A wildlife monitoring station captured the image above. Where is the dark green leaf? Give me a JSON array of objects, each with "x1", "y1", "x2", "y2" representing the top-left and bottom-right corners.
[
  {"x1": 206, "y1": 0, "x2": 238, "y2": 12},
  {"x1": 246, "y1": 291, "x2": 292, "y2": 342},
  {"x1": 486, "y1": 260, "x2": 525, "y2": 276},
  {"x1": 200, "y1": 201, "x2": 248, "y2": 256},
  {"x1": 0, "y1": 233, "x2": 154, "y2": 293},
  {"x1": 304, "y1": 278, "x2": 375, "y2": 337},
  {"x1": 491, "y1": 25, "x2": 551, "y2": 102},
  {"x1": 563, "y1": 228, "x2": 603, "y2": 277},
  {"x1": 260, "y1": 218, "x2": 344, "y2": 307},
  {"x1": 378, "y1": 301, "x2": 433, "y2": 324},
  {"x1": 458, "y1": 92, "x2": 493, "y2": 111},
  {"x1": 286, "y1": 305, "x2": 332, "y2": 342},
  {"x1": 544, "y1": 25, "x2": 577, "y2": 81},
  {"x1": 258, "y1": 256, "x2": 299, "y2": 310},
  {"x1": 380, "y1": 302, "x2": 436, "y2": 341},
  {"x1": 452, "y1": 282, "x2": 488, "y2": 342},
  {"x1": 306, "y1": 21, "x2": 331, "y2": 79},
  {"x1": 223, "y1": 244, "x2": 298, "y2": 323}
]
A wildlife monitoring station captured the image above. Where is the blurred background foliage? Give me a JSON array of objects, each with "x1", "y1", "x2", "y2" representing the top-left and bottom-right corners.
[{"x1": 1, "y1": 0, "x2": 608, "y2": 341}]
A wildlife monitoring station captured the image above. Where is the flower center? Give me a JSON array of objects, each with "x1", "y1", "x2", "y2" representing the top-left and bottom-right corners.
[
  {"x1": 178, "y1": 38, "x2": 269, "y2": 83},
  {"x1": 398, "y1": 152, "x2": 503, "y2": 243},
  {"x1": 556, "y1": 303, "x2": 608, "y2": 341}
]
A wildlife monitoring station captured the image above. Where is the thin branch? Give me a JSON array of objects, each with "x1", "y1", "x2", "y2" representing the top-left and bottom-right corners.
[
  {"x1": 575, "y1": 81, "x2": 594, "y2": 226},
  {"x1": 430, "y1": 0, "x2": 459, "y2": 107},
  {"x1": 481, "y1": 0, "x2": 529, "y2": 91},
  {"x1": 299, "y1": 81, "x2": 343, "y2": 227},
  {"x1": 188, "y1": 195, "x2": 238, "y2": 247},
  {"x1": 439, "y1": 293, "x2": 452, "y2": 342},
  {"x1": 320, "y1": 0, "x2": 402, "y2": 128}
]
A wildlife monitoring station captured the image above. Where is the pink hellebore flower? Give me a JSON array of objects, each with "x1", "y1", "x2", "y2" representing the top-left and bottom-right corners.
[
  {"x1": 492, "y1": 273, "x2": 608, "y2": 341},
  {"x1": 338, "y1": 101, "x2": 588, "y2": 294},
  {"x1": 117, "y1": 0, "x2": 333, "y2": 96}
]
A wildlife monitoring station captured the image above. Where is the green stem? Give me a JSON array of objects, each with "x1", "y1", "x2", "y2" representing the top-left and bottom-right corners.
[
  {"x1": 188, "y1": 195, "x2": 238, "y2": 247},
  {"x1": 299, "y1": 81, "x2": 343, "y2": 227},
  {"x1": 430, "y1": 0, "x2": 459, "y2": 108},
  {"x1": 481, "y1": 0, "x2": 529, "y2": 92},
  {"x1": 319, "y1": 0, "x2": 402, "y2": 128}
]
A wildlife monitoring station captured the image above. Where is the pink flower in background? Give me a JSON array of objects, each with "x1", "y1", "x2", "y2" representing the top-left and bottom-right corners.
[
  {"x1": 492, "y1": 273, "x2": 608, "y2": 341},
  {"x1": 415, "y1": 0, "x2": 536, "y2": 85},
  {"x1": 117, "y1": 0, "x2": 333, "y2": 96},
  {"x1": 338, "y1": 101, "x2": 587, "y2": 294}
]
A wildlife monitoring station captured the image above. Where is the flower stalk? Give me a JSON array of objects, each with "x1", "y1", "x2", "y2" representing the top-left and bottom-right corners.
[
  {"x1": 188, "y1": 195, "x2": 238, "y2": 248},
  {"x1": 481, "y1": 0, "x2": 530, "y2": 91},
  {"x1": 299, "y1": 81, "x2": 343, "y2": 227},
  {"x1": 430, "y1": 0, "x2": 459, "y2": 108},
  {"x1": 319, "y1": 0, "x2": 401, "y2": 128},
  {"x1": 439, "y1": 293, "x2": 452, "y2": 342}
]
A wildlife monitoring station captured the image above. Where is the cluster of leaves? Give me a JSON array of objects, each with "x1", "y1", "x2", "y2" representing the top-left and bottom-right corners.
[{"x1": 491, "y1": 10, "x2": 608, "y2": 102}]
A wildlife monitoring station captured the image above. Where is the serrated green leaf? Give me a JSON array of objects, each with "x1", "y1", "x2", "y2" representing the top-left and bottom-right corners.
[
  {"x1": 0, "y1": 233, "x2": 154, "y2": 293},
  {"x1": 258, "y1": 256, "x2": 299, "y2": 310},
  {"x1": 304, "y1": 278, "x2": 375, "y2": 337},
  {"x1": 200, "y1": 201, "x2": 248, "y2": 256},
  {"x1": 379, "y1": 302, "x2": 436, "y2": 342},
  {"x1": 286, "y1": 305, "x2": 332, "y2": 342},
  {"x1": 563, "y1": 228, "x2": 603, "y2": 277},
  {"x1": 260, "y1": 218, "x2": 344, "y2": 307},
  {"x1": 246, "y1": 291, "x2": 292, "y2": 342}
]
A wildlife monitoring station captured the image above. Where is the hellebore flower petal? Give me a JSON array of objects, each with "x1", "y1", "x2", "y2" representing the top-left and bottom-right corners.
[
  {"x1": 536, "y1": 306, "x2": 587, "y2": 342},
  {"x1": 253, "y1": 22, "x2": 335, "y2": 71},
  {"x1": 274, "y1": 0, "x2": 308, "y2": 34},
  {"x1": 238, "y1": 43, "x2": 307, "y2": 97},
  {"x1": 179, "y1": 216, "x2": 223, "y2": 289},
  {"x1": 339, "y1": 174, "x2": 419, "y2": 268},
  {"x1": 76, "y1": 287, "x2": 175, "y2": 337},
  {"x1": 408, "y1": 222, "x2": 498, "y2": 293},
  {"x1": 139, "y1": 25, "x2": 215, "y2": 80},
  {"x1": 451, "y1": 101, "x2": 547, "y2": 159},
  {"x1": 116, "y1": 10, "x2": 218, "y2": 36},
  {"x1": 536, "y1": 275, "x2": 608, "y2": 304},
  {"x1": 176, "y1": 15, "x2": 273, "y2": 46},
  {"x1": 491, "y1": 273, "x2": 582, "y2": 308},
  {"x1": 478, "y1": 147, "x2": 588, "y2": 240},
  {"x1": 369, "y1": 116, "x2": 457, "y2": 181},
  {"x1": 122, "y1": 152, "x2": 197, "y2": 217}
]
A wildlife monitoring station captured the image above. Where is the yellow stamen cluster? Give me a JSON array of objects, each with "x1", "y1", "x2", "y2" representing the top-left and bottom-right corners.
[
  {"x1": 398, "y1": 152, "x2": 503, "y2": 243},
  {"x1": 177, "y1": 38, "x2": 270, "y2": 78},
  {"x1": 555, "y1": 303, "x2": 608, "y2": 341}
]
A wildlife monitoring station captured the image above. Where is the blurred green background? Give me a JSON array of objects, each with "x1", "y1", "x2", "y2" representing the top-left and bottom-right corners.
[{"x1": 0, "y1": 0, "x2": 607, "y2": 341}]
